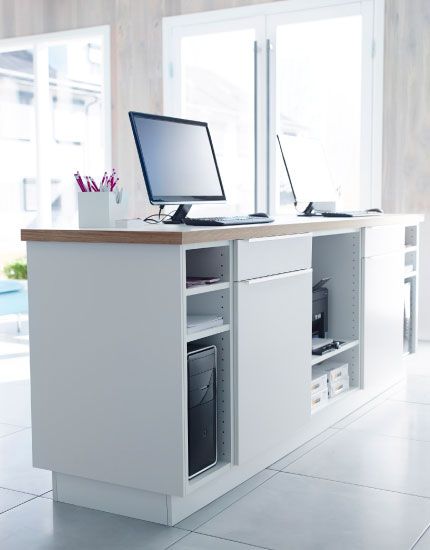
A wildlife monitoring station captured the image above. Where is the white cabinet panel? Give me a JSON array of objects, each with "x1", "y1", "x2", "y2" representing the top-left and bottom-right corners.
[
  {"x1": 234, "y1": 234, "x2": 311, "y2": 281},
  {"x1": 362, "y1": 252, "x2": 404, "y2": 389},
  {"x1": 362, "y1": 226, "x2": 403, "y2": 257},
  {"x1": 235, "y1": 269, "x2": 312, "y2": 464}
]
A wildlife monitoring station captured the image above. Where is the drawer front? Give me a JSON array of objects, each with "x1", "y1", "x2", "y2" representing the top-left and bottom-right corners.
[
  {"x1": 362, "y1": 226, "x2": 403, "y2": 258},
  {"x1": 234, "y1": 233, "x2": 312, "y2": 281}
]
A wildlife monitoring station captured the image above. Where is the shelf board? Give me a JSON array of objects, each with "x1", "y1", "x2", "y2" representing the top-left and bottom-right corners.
[
  {"x1": 404, "y1": 271, "x2": 417, "y2": 279},
  {"x1": 187, "y1": 323, "x2": 230, "y2": 342},
  {"x1": 311, "y1": 387, "x2": 360, "y2": 415},
  {"x1": 185, "y1": 281, "x2": 230, "y2": 296},
  {"x1": 311, "y1": 339, "x2": 359, "y2": 366},
  {"x1": 404, "y1": 245, "x2": 417, "y2": 253}
]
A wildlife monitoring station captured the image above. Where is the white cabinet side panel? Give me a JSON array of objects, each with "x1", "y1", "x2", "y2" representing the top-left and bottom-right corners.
[
  {"x1": 362, "y1": 252, "x2": 404, "y2": 389},
  {"x1": 27, "y1": 242, "x2": 186, "y2": 496}
]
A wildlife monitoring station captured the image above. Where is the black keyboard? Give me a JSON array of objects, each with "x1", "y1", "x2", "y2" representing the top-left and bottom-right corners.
[
  {"x1": 320, "y1": 211, "x2": 381, "y2": 218},
  {"x1": 184, "y1": 215, "x2": 274, "y2": 226}
]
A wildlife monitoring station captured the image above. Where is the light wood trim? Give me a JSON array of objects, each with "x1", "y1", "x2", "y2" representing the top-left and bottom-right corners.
[{"x1": 21, "y1": 214, "x2": 424, "y2": 245}]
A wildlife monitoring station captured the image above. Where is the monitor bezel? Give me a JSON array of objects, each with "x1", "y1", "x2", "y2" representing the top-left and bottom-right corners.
[{"x1": 129, "y1": 111, "x2": 227, "y2": 205}]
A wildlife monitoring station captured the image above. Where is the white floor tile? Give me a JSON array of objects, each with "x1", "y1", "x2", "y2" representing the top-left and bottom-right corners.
[
  {"x1": 344, "y1": 399, "x2": 430, "y2": 442},
  {"x1": 197, "y1": 473, "x2": 430, "y2": 550},
  {"x1": 0, "y1": 488, "x2": 35, "y2": 514},
  {"x1": 332, "y1": 383, "x2": 403, "y2": 429},
  {"x1": 0, "y1": 380, "x2": 31, "y2": 427},
  {"x1": 169, "y1": 532, "x2": 264, "y2": 550},
  {"x1": 268, "y1": 429, "x2": 338, "y2": 470},
  {"x1": 177, "y1": 470, "x2": 276, "y2": 531},
  {"x1": 0, "y1": 497, "x2": 186, "y2": 550},
  {"x1": 390, "y1": 375, "x2": 430, "y2": 405},
  {"x1": 0, "y1": 429, "x2": 51, "y2": 495},
  {"x1": 286, "y1": 429, "x2": 430, "y2": 497}
]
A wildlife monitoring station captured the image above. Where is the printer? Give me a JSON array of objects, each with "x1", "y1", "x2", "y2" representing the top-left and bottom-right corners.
[{"x1": 312, "y1": 278, "x2": 330, "y2": 339}]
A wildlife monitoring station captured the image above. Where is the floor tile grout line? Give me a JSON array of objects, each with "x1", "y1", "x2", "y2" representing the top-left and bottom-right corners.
[
  {"x1": 162, "y1": 529, "x2": 193, "y2": 550},
  {"x1": 338, "y1": 426, "x2": 430, "y2": 445},
  {"x1": 190, "y1": 529, "x2": 274, "y2": 550},
  {"x1": 0, "y1": 485, "x2": 50, "y2": 498},
  {"x1": 280, "y1": 470, "x2": 430, "y2": 502},
  {"x1": 410, "y1": 522, "x2": 430, "y2": 549},
  {"x1": 0, "y1": 427, "x2": 28, "y2": 439},
  {"x1": 185, "y1": 470, "x2": 279, "y2": 532},
  {"x1": 0, "y1": 421, "x2": 29, "y2": 429},
  {"x1": 269, "y1": 429, "x2": 341, "y2": 471},
  {"x1": 0, "y1": 494, "x2": 39, "y2": 516},
  {"x1": 267, "y1": 429, "x2": 340, "y2": 472},
  {"x1": 389, "y1": 398, "x2": 430, "y2": 406}
]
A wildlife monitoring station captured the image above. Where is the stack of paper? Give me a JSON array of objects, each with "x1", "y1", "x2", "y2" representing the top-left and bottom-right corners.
[{"x1": 187, "y1": 314, "x2": 224, "y2": 334}]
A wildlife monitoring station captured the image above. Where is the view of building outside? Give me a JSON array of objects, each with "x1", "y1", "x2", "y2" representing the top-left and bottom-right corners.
[{"x1": 0, "y1": 35, "x2": 105, "y2": 272}]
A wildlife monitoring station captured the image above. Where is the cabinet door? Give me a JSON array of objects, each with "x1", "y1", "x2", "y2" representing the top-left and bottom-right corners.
[
  {"x1": 235, "y1": 268, "x2": 312, "y2": 464},
  {"x1": 362, "y1": 252, "x2": 404, "y2": 390}
]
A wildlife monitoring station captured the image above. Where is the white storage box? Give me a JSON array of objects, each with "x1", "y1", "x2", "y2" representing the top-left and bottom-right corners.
[
  {"x1": 319, "y1": 360, "x2": 349, "y2": 384},
  {"x1": 311, "y1": 371, "x2": 328, "y2": 395},
  {"x1": 311, "y1": 388, "x2": 328, "y2": 411},
  {"x1": 328, "y1": 376, "x2": 350, "y2": 398}
]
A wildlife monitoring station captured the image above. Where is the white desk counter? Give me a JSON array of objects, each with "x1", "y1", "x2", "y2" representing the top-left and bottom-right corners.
[{"x1": 22, "y1": 214, "x2": 423, "y2": 525}]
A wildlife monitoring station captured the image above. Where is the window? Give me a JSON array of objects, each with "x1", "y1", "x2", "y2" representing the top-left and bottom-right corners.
[
  {"x1": 163, "y1": 0, "x2": 383, "y2": 214},
  {"x1": 0, "y1": 27, "x2": 110, "y2": 266}
]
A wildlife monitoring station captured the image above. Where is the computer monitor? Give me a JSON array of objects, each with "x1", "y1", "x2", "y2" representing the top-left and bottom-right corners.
[
  {"x1": 129, "y1": 112, "x2": 226, "y2": 223},
  {"x1": 277, "y1": 134, "x2": 337, "y2": 215}
]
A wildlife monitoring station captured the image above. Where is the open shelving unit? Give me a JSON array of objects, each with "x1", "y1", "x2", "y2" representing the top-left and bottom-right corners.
[
  {"x1": 183, "y1": 242, "x2": 233, "y2": 489},
  {"x1": 311, "y1": 231, "x2": 361, "y2": 413}
]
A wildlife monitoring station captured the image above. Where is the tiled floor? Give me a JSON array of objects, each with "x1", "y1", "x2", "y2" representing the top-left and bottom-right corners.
[{"x1": 0, "y1": 315, "x2": 430, "y2": 549}]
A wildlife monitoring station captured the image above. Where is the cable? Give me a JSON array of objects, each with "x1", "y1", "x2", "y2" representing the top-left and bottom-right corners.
[{"x1": 140, "y1": 205, "x2": 176, "y2": 224}]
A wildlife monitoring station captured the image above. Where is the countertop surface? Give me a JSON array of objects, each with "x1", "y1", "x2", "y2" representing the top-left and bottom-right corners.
[{"x1": 21, "y1": 214, "x2": 424, "y2": 245}]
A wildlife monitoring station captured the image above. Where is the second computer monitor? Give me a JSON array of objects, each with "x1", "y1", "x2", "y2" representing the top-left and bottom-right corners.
[{"x1": 277, "y1": 134, "x2": 337, "y2": 205}]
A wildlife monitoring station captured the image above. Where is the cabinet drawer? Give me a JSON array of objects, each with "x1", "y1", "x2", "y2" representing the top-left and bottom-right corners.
[
  {"x1": 362, "y1": 226, "x2": 403, "y2": 257},
  {"x1": 234, "y1": 233, "x2": 311, "y2": 281}
]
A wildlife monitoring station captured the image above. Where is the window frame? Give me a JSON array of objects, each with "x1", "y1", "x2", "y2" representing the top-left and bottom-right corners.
[
  {"x1": 163, "y1": 0, "x2": 385, "y2": 213},
  {"x1": 0, "y1": 25, "x2": 111, "y2": 227}
]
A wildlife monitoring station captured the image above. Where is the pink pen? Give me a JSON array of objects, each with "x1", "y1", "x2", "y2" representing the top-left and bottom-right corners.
[
  {"x1": 86, "y1": 176, "x2": 92, "y2": 192},
  {"x1": 111, "y1": 177, "x2": 118, "y2": 191},
  {"x1": 76, "y1": 172, "x2": 86, "y2": 190},
  {"x1": 74, "y1": 173, "x2": 86, "y2": 192},
  {"x1": 91, "y1": 178, "x2": 99, "y2": 192}
]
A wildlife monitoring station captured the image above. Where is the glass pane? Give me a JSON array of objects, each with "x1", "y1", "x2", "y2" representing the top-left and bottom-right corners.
[
  {"x1": 181, "y1": 29, "x2": 255, "y2": 216},
  {"x1": 48, "y1": 37, "x2": 104, "y2": 227},
  {"x1": 276, "y1": 15, "x2": 362, "y2": 212},
  {"x1": 0, "y1": 49, "x2": 36, "y2": 268}
]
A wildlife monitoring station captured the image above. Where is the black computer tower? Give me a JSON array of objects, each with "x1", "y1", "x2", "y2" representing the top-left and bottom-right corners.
[{"x1": 187, "y1": 344, "x2": 217, "y2": 479}]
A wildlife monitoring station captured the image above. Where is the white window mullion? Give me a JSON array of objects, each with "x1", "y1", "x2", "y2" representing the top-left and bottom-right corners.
[{"x1": 34, "y1": 42, "x2": 52, "y2": 227}]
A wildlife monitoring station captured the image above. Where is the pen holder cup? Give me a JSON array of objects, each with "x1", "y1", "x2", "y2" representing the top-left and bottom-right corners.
[{"x1": 78, "y1": 191, "x2": 128, "y2": 229}]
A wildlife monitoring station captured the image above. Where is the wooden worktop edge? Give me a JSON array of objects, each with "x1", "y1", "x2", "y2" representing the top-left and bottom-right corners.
[{"x1": 21, "y1": 214, "x2": 424, "y2": 245}]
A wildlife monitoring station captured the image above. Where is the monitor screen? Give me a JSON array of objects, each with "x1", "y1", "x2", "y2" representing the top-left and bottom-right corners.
[
  {"x1": 277, "y1": 134, "x2": 337, "y2": 204},
  {"x1": 129, "y1": 112, "x2": 226, "y2": 204}
]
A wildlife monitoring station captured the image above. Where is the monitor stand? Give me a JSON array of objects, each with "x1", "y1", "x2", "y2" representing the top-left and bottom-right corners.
[
  {"x1": 163, "y1": 204, "x2": 192, "y2": 225},
  {"x1": 298, "y1": 202, "x2": 319, "y2": 217}
]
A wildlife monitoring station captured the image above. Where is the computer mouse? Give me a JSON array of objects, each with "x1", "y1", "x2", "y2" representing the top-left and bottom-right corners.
[
  {"x1": 250, "y1": 212, "x2": 270, "y2": 218},
  {"x1": 366, "y1": 208, "x2": 384, "y2": 214}
]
